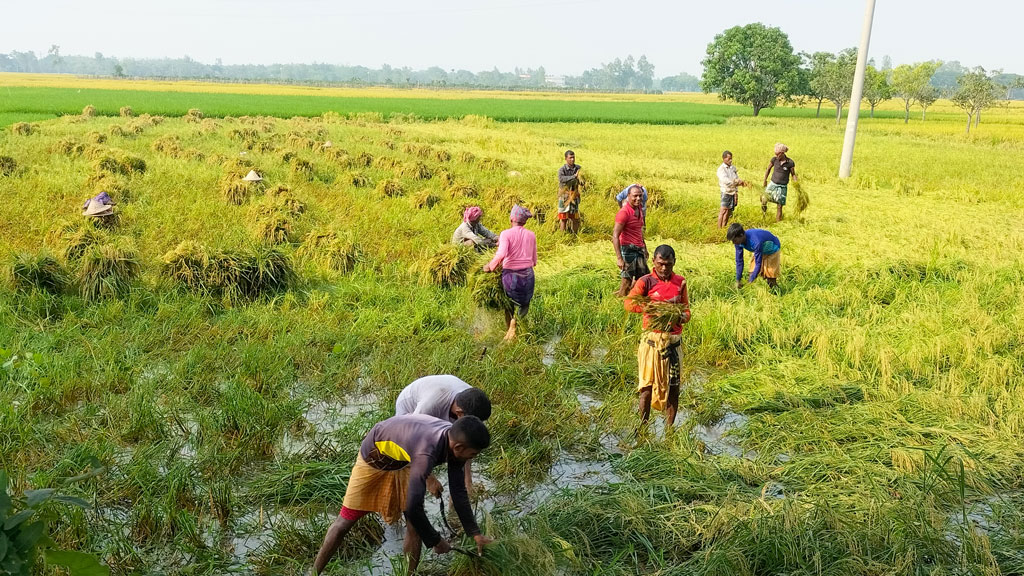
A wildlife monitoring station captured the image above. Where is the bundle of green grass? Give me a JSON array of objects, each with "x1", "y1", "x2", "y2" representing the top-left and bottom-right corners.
[
  {"x1": 469, "y1": 268, "x2": 515, "y2": 313},
  {"x1": 418, "y1": 244, "x2": 475, "y2": 288},
  {"x1": 791, "y1": 179, "x2": 810, "y2": 214},
  {"x1": 7, "y1": 251, "x2": 66, "y2": 294},
  {"x1": 78, "y1": 241, "x2": 141, "y2": 300},
  {"x1": 627, "y1": 294, "x2": 690, "y2": 332}
]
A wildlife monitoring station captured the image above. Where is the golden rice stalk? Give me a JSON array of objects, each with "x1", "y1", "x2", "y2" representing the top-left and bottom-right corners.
[
  {"x1": 377, "y1": 179, "x2": 405, "y2": 198},
  {"x1": 791, "y1": 179, "x2": 810, "y2": 215}
]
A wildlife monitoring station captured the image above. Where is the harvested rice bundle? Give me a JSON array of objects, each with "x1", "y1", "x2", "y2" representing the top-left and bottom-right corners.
[
  {"x1": 82, "y1": 105, "x2": 97, "y2": 118},
  {"x1": 0, "y1": 156, "x2": 17, "y2": 176},
  {"x1": 87, "y1": 172, "x2": 131, "y2": 201},
  {"x1": 435, "y1": 168, "x2": 455, "y2": 188},
  {"x1": 297, "y1": 229, "x2": 362, "y2": 273},
  {"x1": 251, "y1": 139, "x2": 277, "y2": 153},
  {"x1": 12, "y1": 122, "x2": 34, "y2": 136},
  {"x1": 417, "y1": 244, "x2": 475, "y2": 288},
  {"x1": 184, "y1": 108, "x2": 204, "y2": 123},
  {"x1": 353, "y1": 152, "x2": 374, "y2": 167},
  {"x1": 432, "y1": 148, "x2": 452, "y2": 162},
  {"x1": 402, "y1": 142, "x2": 421, "y2": 155},
  {"x1": 372, "y1": 156, "x2": 400, "y2": 170},
  {"x1": 469, "y1": 268, "x2": 514, "y2": 313},
  {"x1": 223, "y1": 180, "x2": 251, "y2": 205},
  {"x1": 108, "y1": 125, "x2": 127, "y2": 138},
  {"x1": 235, "y1": 245, "x2": 294, "y2": 298},
  {"x1": 264, "y1": 185, "x2": 306, "y2": 217},
  {"x1": 480, "y1": 157, "x2": 508, "y2": 171},
  {"x1": 628, "y1": 294, "x2": 690, "y2": 332},
  {"x1": 447, "y1": 183, "x2": 479, "y2": 199},
  {"x1": 377, "y1": 179, "x2": 405, "y2": 198},
  {"x1": 253, "y1": 213, "x2": 293, "y2": 245},
  {"x1": 138, "y1": 114, "x2": 164, "y2": 126},
  {"x1": 8, "y1": 251, "x2": 66, "y2": 294},
  {"x1": 86, "y1": 131, "x2": 107, "y2": 144},
  {"x1": 119, "y1": 106, "x2": 133, "y2": 117},
  {"x1": 52, "y1": 138, "x2": 86, "y2": 157},
  {"x1": 77, "y1": 241, "x2": 141, "y2": 300},
  {"x1": 411, "y1": 190, "x2": 441, "y2": 210},
  {"x1": 457, "y1": 151, "x2": 476, "y2": 164},
  {"x1": 160, "y1": 241, "x2": 213, "y2": 293},
  {"x1": 93, "y1": 152, "x2": 146, "y2": 176},
  {"x1": 645, "y1": 184, "x2": 665, "y2": 209},
  {"x1": 198, "y1": 118, "x2": 220, "y2": 133},
  {"x1": 50, "y1": 221, "x2": 106, "y2": 262},
  {"x1": 230, "y1": 127, "x2": 260, "y2": 142},
  {"x1": 323, "y1": 148, "x2": 351, "y2": 165},
  {"x1": 449, "y1": 534, "x2": 556, "y2": 576},
  {"x1": 791, "y1": 179, "x2": 810, "y2": 215},
  {"x1": 348, "y1": 172, "x2": 370, "y2": 187},
  {"x1": 290, "y1": 159, "x2": 315, "y2": 180},
  {"x1": 279, "y1": 150, "x2": 298, "y2": 164},
  {"x1": 381, "y1": 140, "x2": 396, "y2": 150},
  {"x1": 286, "y1": 134, "x2": 317, "y2": 150},
  {"x1": 182, "y1": 148, "x2": 206, "y2": 162},
  {"x1": 401, "y1": 162, "x2": 432, "y2": 180},
  {"x1": 151, "y1": 135, "x2": 183, "y2": 156}
]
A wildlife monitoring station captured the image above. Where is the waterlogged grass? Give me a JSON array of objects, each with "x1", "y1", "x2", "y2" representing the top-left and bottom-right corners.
[{"x1": 1, "y1": 102, "x2": 1023, "y2": 575}]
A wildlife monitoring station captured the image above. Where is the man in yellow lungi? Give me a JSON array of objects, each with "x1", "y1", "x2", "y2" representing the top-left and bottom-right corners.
[
  {"x1": 312, "y1": 415, "x2": 492, "y2": 574},
  {"x1": 623, "y1": 245, "x2": 692, "y2": 428}
]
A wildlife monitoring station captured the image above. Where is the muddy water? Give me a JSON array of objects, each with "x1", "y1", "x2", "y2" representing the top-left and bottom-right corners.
[
  {"x1": 279, "y1": 390, "x2": 382, "y2": 456},
  {"x1": 542, "y1": 335, "x2": 561, "y2": 366},
  {"x1": 692, "y1": 411, "x2": 758, "y2": 460}
]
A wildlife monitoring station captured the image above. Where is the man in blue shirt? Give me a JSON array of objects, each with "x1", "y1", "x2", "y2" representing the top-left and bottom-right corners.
[{"x1": 726, "y1": 223, "x2": 780, "y2": 291}]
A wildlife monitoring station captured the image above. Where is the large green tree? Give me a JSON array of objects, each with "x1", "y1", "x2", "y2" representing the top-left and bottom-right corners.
[
  {"x1": 890, "y1": 61, "x2": 940, "y2": 123},
  {"x1": 701, "y1": 23, "x2": 802, "y2": 116},
  {"x1": 862, "y1": 64, "x2": 891, "y2": 117},
  {"x1": 810, "y1": 47, "x2": 858, "y2": 124},
  {"x1": 952, "y1": 67, "x2": 1004, "y2": 134}
]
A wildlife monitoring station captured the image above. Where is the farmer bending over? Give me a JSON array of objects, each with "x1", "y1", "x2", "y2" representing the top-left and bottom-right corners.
[
  {"x1": 452, "y1": 205, "x2": 498, "y2": 251},
  {"x1": 762, "y1": 143, "x2": 797, "y2": 222},
  {"x1": 624, "y1": 245, "x2": 690, "y2": 429},
  {"x1": 395, "y1": 375, "x2": 491, "y2": 499},
  {"x1": 612, "y1": 184, "x2": 649, "y2": 297},
  {"x1": 717, "y1": 150, "x2": 749, "y2": 228},
  {"x1": 727, "y1": 223, "x2": 781, "y2": 292},
  {"x1": 557, "y1": 150, "x2": 582, "y2": 234},
  {"x1": 312, "y1": 415, "x2": 493, "y2": 574}
]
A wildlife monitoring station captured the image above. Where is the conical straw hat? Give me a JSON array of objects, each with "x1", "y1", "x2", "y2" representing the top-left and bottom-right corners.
[
  {"x1": 82, "y1": 199, "x2": 114, "y2": 217},
  {"x1": 242, "y1": 170, "x2": 262, "y2": 182}
]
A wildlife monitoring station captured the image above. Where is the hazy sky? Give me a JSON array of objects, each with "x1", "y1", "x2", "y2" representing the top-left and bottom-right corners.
[{"x1": 2, "y1": 0, "x2": 1020, "y2": 76}]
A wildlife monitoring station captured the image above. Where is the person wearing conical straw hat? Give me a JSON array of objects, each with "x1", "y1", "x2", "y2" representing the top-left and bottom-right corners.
[
  {"x1": 452, "y1": 205, "x2": 498, "y2": 251},
  {"x1": 483, "y1": 205, "x2": 537, "y2": 341},
  {"x1": 311, "y1": 415, "x2": 493, "y2": 574},
  {"x1": 82, "y1": 191, "x2": 115, "y2": 218},
  {"x1": 762, "y1": 143, "x2": 797, "y2": 222},
  {"x1": 623, "y1": 245, "x2": 690, "y2": 430},
  {"x1": 242, "y1": 170, "x2": 262, "y2": 182}
]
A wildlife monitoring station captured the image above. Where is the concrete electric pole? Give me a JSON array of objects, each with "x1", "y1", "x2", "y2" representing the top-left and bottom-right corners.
[{"x1": 839, "y1": 0, "x2": 877, "y2": 179}]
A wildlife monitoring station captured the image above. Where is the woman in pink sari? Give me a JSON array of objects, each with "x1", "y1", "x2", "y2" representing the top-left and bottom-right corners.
[{"x1": 484, "y1": 205, "x2": 538, "y2": 341}]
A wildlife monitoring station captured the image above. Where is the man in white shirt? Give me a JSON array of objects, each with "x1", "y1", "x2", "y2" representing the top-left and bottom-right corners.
[
  {"x1": 395, "y1": 375, "x2": 491, "y2": 497},
  {"x1": 717, "y1": 150, "x2": 749, "y2": 229}
]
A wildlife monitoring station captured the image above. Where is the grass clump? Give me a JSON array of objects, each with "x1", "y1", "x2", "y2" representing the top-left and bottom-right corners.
[
  {"x1": 377, "y1": 179, "x2": 405, "y2": 198},
  {"x1": 0, "y1": 155, "x2": 19, "y2": 176},
  {"x1": 7, "y1": 251, "x2": 66, "y2": 294},
  {"x1": 119, "y1": 106, "x2": 133, "y2": 117},
  {"x1": 297, "y1": 229, "x2": 362, "y2": 273},
  {"x1": 11, "y1": 122, "x2": 34, "y2": 136},
  {"x1": 78, "y1": 241, "x2": 141, "y2": 300},
  {"x1": 417, "y1": 244, "x2": 475, "y2": 287}
]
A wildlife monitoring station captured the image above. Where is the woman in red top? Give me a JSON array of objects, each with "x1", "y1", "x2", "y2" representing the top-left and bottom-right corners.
[{"x1": 623, "y1": 245, "x2": 691, "y2": 429}]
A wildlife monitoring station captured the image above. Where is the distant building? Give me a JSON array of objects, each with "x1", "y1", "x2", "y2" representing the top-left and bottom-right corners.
[{"x1": 545, "y1": 74, "x2": 565, "y2": 87}]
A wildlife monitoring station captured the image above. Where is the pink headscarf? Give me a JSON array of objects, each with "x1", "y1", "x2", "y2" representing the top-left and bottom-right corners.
[
  {"x1": 510, "y1": 204, "x2": 533, "y2": 225},
  {"x1": 463, "y1": 205, "x2": 483, "y2": 224},
  {"x1": 774, "y1": 143, "x2": 789, "y2": 155}
]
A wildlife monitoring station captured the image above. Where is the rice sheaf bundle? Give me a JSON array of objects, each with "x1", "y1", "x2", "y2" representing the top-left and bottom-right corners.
[
  {"x1": 791, "y1": 179, "x2": 810, "y2": 215},
  {"x1": 8, "y1": 251, "x2": 66, "y2": 294},
  {"x1": 418, "y1": 244, "x2": 475, "y2": 288},
  {"x1": 78, "y1": 241, "x2": 141, "y2": 300},
  {"x1": 469, "y1": 268, "x2": 514, "y2": 313},
  {"x1": 0, "y1": 156, "x2": 17, "y2": 176},
  {"x1": 628, "y1": 293, "x2": 690, "y2": 332}
]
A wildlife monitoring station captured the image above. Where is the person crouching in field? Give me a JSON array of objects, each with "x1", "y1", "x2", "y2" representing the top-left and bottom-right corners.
[
  {"x1": 312, "y1": 415, "x2": 493, "y2": 575},
  {"x1": 484, "y1": 205, "x2": 538, "y2": 341},
  {"x1": 762, "y1": 143, "x2": 797, "y2": 222},
  {"x1": 613, "y1": 184, "x2": 649, "y2": 297},
  {"x1": 727, "y1": 223, "x2": 781, "y2": 292},
  {"x1": 624, "y1": 245, "x2": 691, "y2": 429},
  {"x1": 452, "y1": 205, "x2": 498, "y2": 251},
  {"x1": 557, "y1": 150, "x2": 582, "y2": 234},
  {"x1": 717, "y1": 150, "x2": 748, "y2": 228},
  {"x1": 395, "y1": 375, "x2": 491, "y2": 499}
]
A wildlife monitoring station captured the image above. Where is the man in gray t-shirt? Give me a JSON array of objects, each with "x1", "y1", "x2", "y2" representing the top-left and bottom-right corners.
[{"x1": 394, "y1": 375, "x2": 492, "y2": 497}]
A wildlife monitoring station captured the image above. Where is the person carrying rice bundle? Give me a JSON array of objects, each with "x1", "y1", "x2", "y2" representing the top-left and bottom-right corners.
[
  {"x1": 762, "y1": 143, "x2": 798, "y2": 222},
  {"x1": 623, "y1": 245, "x2": 691, "y2": 429},
  {"x1": 395, "y1": 375, "x2": 492, "y2": 498},
  {"x1": 556, "y1": 150, "x2": 582, "y2": 234},
  {"x1": 452, "y1": 205, "x2": 498, "y2": 251},
  {"x1": 312, "y1": 415, "x2": 493, "y2": 575},
  {"x1": 727, "y1": 223, "x2": 781, "y2": 292},
  {"x1": 484, "y1": 205, "x2": 538, "y2": 341}
]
